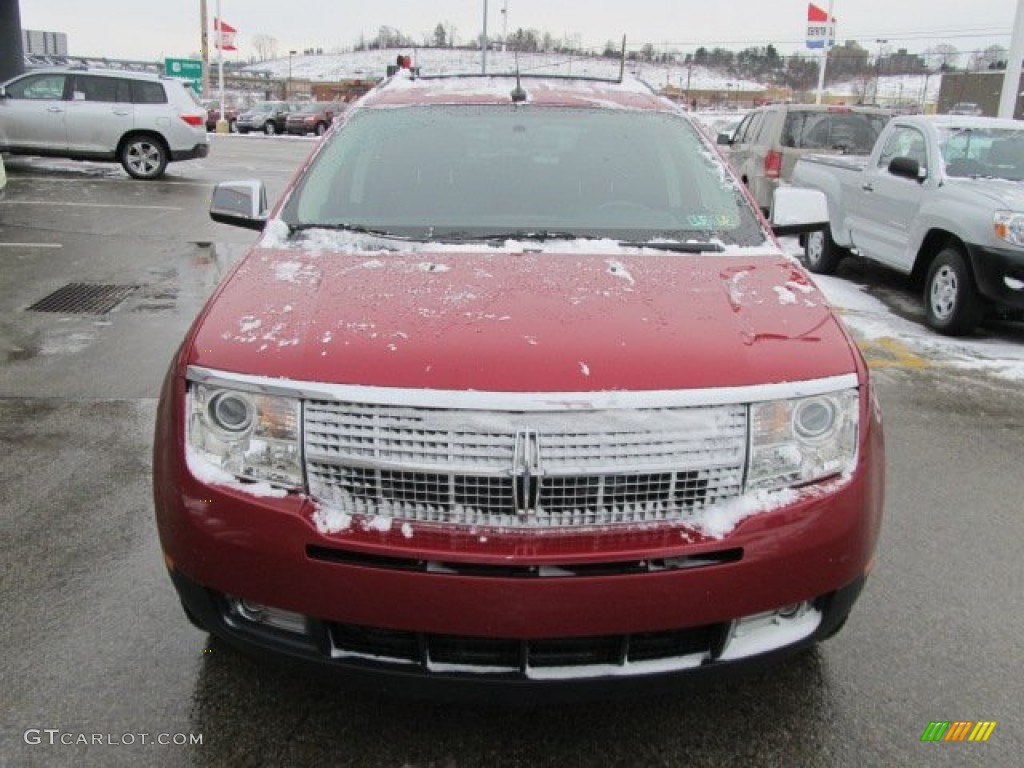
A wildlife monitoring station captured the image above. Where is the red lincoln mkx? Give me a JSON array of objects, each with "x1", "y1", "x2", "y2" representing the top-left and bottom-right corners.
[{"x1": 153, "y1": 70, "x2": 884, "y2": 701}]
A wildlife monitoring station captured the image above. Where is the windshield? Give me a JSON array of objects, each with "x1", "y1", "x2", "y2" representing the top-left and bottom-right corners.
[
  {"x1": 280, "y1": 105, "x2": 765, "y2": 247},
  {"x1": 294, "y1": 103, "x2": 321, "y2": 114},
  {"x1": 939, "y1": 127, "x2": 1024, "y2": 180}
]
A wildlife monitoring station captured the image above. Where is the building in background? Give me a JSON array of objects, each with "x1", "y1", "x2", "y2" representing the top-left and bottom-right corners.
[{"x1": 22, "y1": 29, "x2": 68, "y2": 57}]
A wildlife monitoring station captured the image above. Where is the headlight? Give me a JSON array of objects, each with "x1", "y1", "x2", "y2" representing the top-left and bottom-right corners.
[
  {"x1": 188, "y1": 384, "x2": 302, "y2": 488},
  {"x1": 994, "y1": 211, "x2": 1024, "y2": 247},
  {"x1": 747, "y1": 389, "x2": 859, "y2": 491}
]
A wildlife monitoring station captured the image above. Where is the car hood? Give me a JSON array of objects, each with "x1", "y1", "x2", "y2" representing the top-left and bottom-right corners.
[
  {"x1": 188, "y1": 243, "x2": 857, "y2": 392},
  {"x1": 948, "y1": 177, "x2": 1024, "y2": 209}
]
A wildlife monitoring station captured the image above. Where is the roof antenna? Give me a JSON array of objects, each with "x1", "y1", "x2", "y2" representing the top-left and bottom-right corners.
[
  {"x1": 510, "y1": 49, "x2": 527, "y2": 102},
  {"x1": 618, "y1": 35, "x2": 627, "y2": 83}
]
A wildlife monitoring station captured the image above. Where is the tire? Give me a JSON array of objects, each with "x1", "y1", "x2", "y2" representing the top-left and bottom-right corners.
[
  {"x1": 314, "y1": 122, "x2": 328, "y2": 136},
  {"x1": 264, "y1": 121, "x2": 277, "y2": 136},
  {"x1": 803, "y1": 229, "x2": 845, "y2": 275},
  {"x1": 924, "y1": 246, "x2": 983, "y2": 335},
  {"x1": 120, "y1": 135, "x2": 168, "y2": 180}
]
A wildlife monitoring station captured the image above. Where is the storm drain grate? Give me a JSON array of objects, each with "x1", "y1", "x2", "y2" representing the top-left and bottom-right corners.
[{"x1": 27, "y1": 283, "x2": 140, "y2": 315}]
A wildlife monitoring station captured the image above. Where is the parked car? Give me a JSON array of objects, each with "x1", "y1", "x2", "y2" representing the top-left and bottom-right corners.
[
  {"x1": 721, "y1": 103, "x2": 893, "y2": 213},
  {"x1": 235, "y1": 101, "x2": 299, "y2": 135},
  {"x1": 154, "y1": 73, "x2": 884, "y2": 700},
  {"x1": 948, "y1": 102, "x2": 984, "y2": 116},
  {"x1": 0, "y1": 68, "x2": 209, "y2": 179},
  {"x1": 791, "y1": 114, "x2": 1024, "y2": 335},
  {"x1": 285, "y1": 101, "x2": 345, "y2": 136},
  {"x1": 202, "y1": 99, "x2": 239, "y2": 132}
]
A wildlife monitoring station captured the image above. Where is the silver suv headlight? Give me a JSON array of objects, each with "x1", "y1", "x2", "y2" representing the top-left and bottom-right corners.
[
  {"x1": 747, "y1": 389, "x2": 859, "y2": 491},
  {"x1": 187, "y1": 384, "x2": 302, "y2": 489},
  {"x1": 994, "y1": 210, "x2": 1024, "y2": 247}
]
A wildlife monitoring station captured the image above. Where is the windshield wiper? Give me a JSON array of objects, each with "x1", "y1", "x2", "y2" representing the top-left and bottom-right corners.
[
  {"x1": 617, "y1": 240, "x2": 726, "y2": 253},
  {"x1": 288, "y1": 223, "x2": 409, "y2": 240},
  {"x1": 440, "y1": 230, "x2": 582, "y2": 243}
]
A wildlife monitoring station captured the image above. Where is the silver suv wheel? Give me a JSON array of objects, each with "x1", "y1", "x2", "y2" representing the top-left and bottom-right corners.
[{"x1": 121, "y1": 137, "x2": 168, "y2": 180}]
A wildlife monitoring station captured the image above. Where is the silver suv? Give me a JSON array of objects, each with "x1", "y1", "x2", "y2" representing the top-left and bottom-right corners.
[
  {"x1": 721, "y1": 104, "x2": 892, "y2": 213},
  {"x1": 0, "y1": 68, "x2": 209, "y2": 179}
]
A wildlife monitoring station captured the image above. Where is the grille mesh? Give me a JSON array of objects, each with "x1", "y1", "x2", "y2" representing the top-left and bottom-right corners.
[{"x1": 305, "y1": 400, "x2": 747, "y2": 529}]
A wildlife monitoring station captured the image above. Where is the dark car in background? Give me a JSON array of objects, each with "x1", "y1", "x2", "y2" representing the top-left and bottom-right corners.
[
  {"x1": 202, "y1": 99, "x2": 239, "y2": 132},
  {"x1": 235, "y1": 101, "x2": 300, "y2": 135},
  {"x1": 285, "y1": 101, "x2": 346, "y2": 136}
]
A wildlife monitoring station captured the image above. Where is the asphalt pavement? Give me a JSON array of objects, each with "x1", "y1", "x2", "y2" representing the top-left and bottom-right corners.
[{"x1": 0, "y1": 136, "x2": 1020, "y2": 767}]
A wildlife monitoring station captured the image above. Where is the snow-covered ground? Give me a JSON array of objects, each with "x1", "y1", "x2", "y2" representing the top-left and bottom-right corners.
[{"x1": 779, "y1": 237, "x2": 1024, "y2": 384}]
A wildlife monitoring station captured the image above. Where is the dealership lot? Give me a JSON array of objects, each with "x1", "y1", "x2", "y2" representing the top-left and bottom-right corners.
[{"x1": 1, "y1": 136, "x2": 1021, "y2": 766}]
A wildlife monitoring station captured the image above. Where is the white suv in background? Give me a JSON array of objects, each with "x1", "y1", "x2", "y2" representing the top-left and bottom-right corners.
[{"x1": 0, "y1": 68, "x2": 209, "y2": 179}]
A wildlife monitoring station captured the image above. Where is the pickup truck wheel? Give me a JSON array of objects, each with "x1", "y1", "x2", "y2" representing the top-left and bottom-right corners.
[
  {"x1": 925, "y1": 247, "x2": 983, "y2": 335},
  {"x1": 264, "y1": 121, "x2": 277, "y2": 136},
  {"x1": 804, "y1": 230, "x2": 844, "y2": 275}
]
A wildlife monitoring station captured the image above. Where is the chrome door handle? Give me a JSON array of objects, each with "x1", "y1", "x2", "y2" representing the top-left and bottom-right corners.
[
  {"x1": 47, "y1": 106, "x2": 64, "y2": 113},
  {"x1": 112, "y1": 109, "x2": 131, "y2": 116},
  {"x1": 861, "y1": 182, "x2": 874, "y2": 192}
]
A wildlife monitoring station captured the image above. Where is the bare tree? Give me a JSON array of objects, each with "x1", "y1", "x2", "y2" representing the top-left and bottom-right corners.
[
  {"x1": 970, "y1": 45, "x2": 1007, "y2": 71},
  {"x1": 251, "y1": 34, "x2": 278, "y2": 62},
  {"x1": 924, "y1": 44, "x2": 960, "y2": 71}
]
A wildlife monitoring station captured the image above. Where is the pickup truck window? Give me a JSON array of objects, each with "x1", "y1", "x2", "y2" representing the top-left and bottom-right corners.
[
  {"x1": 939, "y1": 127, "x2": 1024, "y2": 180},
  {"x1": 283, "y1": 105, "x2": 766, "y2": 247},
  {"x1": 877, "y1": 126, "x2": 928, "y2": 171}
]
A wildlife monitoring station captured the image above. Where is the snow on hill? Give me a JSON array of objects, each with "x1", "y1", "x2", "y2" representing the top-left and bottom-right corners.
[{"x1": 244, "y1": 48, "x2": 768, "y2": 92}]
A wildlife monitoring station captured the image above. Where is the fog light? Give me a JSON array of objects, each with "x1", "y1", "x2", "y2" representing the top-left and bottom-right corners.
[
  {"x1": 718, "y1": 601, "x2": 820, "y2": 661},
  {"x1": 232, "y1": 597, "x2": 308, "y2": 635}
]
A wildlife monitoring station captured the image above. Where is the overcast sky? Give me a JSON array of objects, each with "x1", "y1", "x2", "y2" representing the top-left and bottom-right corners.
[{"x1": 17, "y1": 0, "x2": 1019, "y2": 61}]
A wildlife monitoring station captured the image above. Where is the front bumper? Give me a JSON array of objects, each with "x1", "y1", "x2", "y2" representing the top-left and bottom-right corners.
[
  {"x1": 965, "y1": 242, "x2": 1024, "y2": 310},
  {"x1": 171, "y1": 567, "x2": 865, "y2": 702}
]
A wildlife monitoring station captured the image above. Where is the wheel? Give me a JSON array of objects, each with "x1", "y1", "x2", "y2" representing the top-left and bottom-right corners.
[
  {"x1": 803, "y1": 229, "x2": 845, "y2": 275},
  {"x1": 120, "y1": 135, "x2": 168, "y2": 179},
  {"x1": 264, "y1": 121, "x2": 277, "y2": 136},
  {"x1": 924, "y1": 246, "x2": 983, "y2": 335},
  {"x1": 315, "y1": 122, "x2": 327, "y2": 136}
]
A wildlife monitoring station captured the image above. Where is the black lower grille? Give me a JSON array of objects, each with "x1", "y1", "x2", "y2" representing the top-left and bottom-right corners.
[{"x1": 328, "y1": 622, "x2": 727, "y2": 675}]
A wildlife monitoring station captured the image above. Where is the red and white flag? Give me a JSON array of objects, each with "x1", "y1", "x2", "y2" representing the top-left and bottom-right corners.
[{"x1": 214, "y1": 18, "x2": 238, "y2": 51}]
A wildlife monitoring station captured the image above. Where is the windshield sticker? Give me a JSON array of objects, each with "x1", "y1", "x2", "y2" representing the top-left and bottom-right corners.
[{"x1": 687, "y1": 213, "x2": 740, "y2": 229}]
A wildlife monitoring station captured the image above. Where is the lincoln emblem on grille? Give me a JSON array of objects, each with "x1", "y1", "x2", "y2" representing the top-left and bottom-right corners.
[{"x1": 512, "y1": 430, "x2": 542, "y2": 515}]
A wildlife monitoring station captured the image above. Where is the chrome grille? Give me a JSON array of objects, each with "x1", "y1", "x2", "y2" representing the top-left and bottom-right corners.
[{"x1": 305, "y1": 400, "x2": 747, "y2": 528}]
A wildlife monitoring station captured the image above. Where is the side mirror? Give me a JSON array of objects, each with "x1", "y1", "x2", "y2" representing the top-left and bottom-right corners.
[
  {"x1": 888, "y1": 156, "x2": 926, "y2": 182},
  {"x1": 770, "y1": 187, "x2": 829, "y2": 237},
  {"x1": 209, "y1": 180, "x2": 269, "y2": 231},
  {"x1": 717, "y1": 133, "x2": 733, "y2": 145}
]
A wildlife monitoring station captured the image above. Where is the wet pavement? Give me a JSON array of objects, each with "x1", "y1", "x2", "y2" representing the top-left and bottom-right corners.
[{"x1": 1, "y1": 137, "x2": 1021, "y2": 767}]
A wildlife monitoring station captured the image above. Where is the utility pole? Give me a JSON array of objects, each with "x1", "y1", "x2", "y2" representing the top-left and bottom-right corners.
[
  {"x1": 998, "y1": 0, "x2": 1024, "y2": 118},
  {"x1": 481, "y1": 0, "x2": 489, "y2": 74},
  {"x1": 813, "y1": 0, "x2": 835, "y2": 104},
  {"x1": 501, "y1": 1, "x2": 508, "y2": 53},
  {"x1": 199, "y1": 0, "x2": 210, "y2": 99},
  {"x1": 873, "y1": 39, "x2": 888, "y2": 105}
]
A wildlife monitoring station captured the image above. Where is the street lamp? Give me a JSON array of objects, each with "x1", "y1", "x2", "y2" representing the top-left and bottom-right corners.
[
  {"x1": 873, "y1": 39, "x2": 887, "y2": 105},
  {"x1": 287, "y1": 50, "x2": 296, "y2": 98}
]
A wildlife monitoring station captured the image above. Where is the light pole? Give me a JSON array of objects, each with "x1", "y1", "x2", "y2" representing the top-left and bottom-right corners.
[
  {"x1": 873, "y1": 39, "x2": 887, "y2": 105},
  {"x1": 501, "y1": 1, "x2": 508, "y2": 53},
  {"x1": 288, "y1": 50, "x2": 296, "y2": 98}
]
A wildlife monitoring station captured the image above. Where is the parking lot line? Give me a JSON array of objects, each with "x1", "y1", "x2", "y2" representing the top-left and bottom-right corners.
[
  {"x1": 0, "y1": 201, "x2": 182, "y2": 211},
  {"x1": 0, "y1": 242, "x2": 63, "y2": 248}
]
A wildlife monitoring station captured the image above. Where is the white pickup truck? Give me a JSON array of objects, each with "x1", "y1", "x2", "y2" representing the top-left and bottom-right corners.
[{"x1": 789, "y1": 114, "x2": 1024, "y2": 335}]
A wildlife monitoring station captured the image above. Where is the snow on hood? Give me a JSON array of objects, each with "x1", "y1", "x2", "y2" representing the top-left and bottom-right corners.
[{"x1": 190, "y1": 235, "x2": 856, "y2": 392}]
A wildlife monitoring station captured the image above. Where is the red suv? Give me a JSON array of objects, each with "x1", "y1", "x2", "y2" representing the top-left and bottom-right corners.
[
  {"x1": 285, "y1": 101, "x2": 345, "y2": 136},
  {"x1": 154, "y1": 72, "x2": 884, "y2": 700}
]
